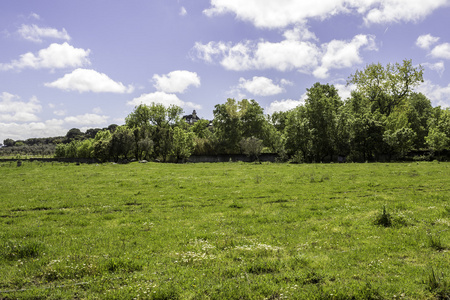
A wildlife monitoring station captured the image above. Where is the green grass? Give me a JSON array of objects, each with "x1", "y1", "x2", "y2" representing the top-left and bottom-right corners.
[{"x1": 0, "y1": 161, "x2": 449, "y2": 299}]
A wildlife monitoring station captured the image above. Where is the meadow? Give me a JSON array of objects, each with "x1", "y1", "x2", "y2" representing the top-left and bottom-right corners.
[{"x1": 0, "y1": 161, "x2": 448, "y2": 299}]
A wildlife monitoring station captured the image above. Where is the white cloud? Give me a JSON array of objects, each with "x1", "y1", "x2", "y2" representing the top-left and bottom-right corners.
[
  {"x1": 0, "y1": 92, "x2": 42, "y2": 122},
  {"x1": 29, "y1": 13, "x2": 41, "y2": 20},
  {"x1": 153, "y1": 70, "x2": 200, "y2": 93},
  {"x1": 363, "y1": 0, "x2": 450, "y2": 25},
  {"x1": 193, "y1": 39, "x2": 321, "y2": 72},
  {"x1": 127, "y1": 91, "x2": 201, "y2": 110},
  {"x1": 203, "y1": 0, "x2": 450, "y2": 28},
  {"x1": 417, "y1": 80, "x2": 450, "y2": 108},
  {"x1": 238, "y1": 76, "x2": 287, "y2": 96},
  {"x1": 416, "y1": 34, "x2": 440, "y2": 49},
  {"x1": 283, "y1": 25, "x2": 318, "y2": 42},
  {"x1": 53, "y1": 110, "x2": 67, "y2": 116},
  {"x1": 193, "y1": 34, "x2": 376, "y2": 77},
  {"x1": 0, "y1": 42, "x2": 90, "y2": 71},
  {"x1": 423, "y1": 61, "x2": 445, "y2": 77},
  {"x1": 314, "y1": 34, "x2": 376, "y2": 78},
  {"x1": 430, "y1": 43, "x2": 450, "y2": 60},
  {"x1": 64, "y1": 113, "x2": 109, "y2": 125},
  {"x1": 266, "y1": 98, "x2": 305, "y2": 115},
  {"x1": 203, "y1": 0, "x2": 348, "y2": 29},
  {"x1": 334, "y1": 83, "x2": 355, "y2": 100},
  {"x1": 180, "y1": 7, "x2": 187, "y2": 16},
  {"x1": 45, "y1": 68, "x2": 135, "y2": 93},
  {"x1": 0, "y1": 119, "x2": 66, "y2": 142},
  {"x1": 18, "y1": 24, "x2": 71, "y2": 43}
]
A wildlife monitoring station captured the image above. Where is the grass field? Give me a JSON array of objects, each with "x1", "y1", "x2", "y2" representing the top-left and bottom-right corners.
[{"x1": 0, "y1": 161, "x2": 449, "y2": 299}]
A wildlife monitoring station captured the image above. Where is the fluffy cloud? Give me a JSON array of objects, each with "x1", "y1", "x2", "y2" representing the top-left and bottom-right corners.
[
  {"x1": 417, "y1": 80, "x2": 450, "y2": 108},
  {"x1": 283, "y1": 25, "x2": 318, "y2": 42},
  {"x1": 0, "y1": 42, "x2": 90, "y2": 71},
  {"x1": 0, "y1": 92, "x2": 42, "y2": 122},
  {"x1": 45, "y1": 68, "x2": 134, "y2": 93},
  {"x1": 18, "y1": 24, "x2": 71, "y2": 43},
  {"x1": 64, "y1": 113, "x2": 109, "y2": 125},
  {"x1": 430, "y1": 43, "x2": 450, "y2": 60},
  {"x1": 193, "y1": 34, "x2": 376, "y2": 77},
  {"x1": 180, "y1": 7, "x2": 187, "y2": 16},
  {"x1": 203, "y1": 0, "x2": 347, "y2": 29},
  {"x1": 314, "y1": 35, "x2": 376, "y2": 78},
  {"x1": 238, "y1": 76, "x2": 288, "y2": 96},
  {"x1": 153, "y1": 70, "x2": 200, "y2": 93},
  {"x1": 193, "y1": 39, "x2": 320, "y2": 72},
  {"x1": 363, "y1": 0, "x2": 450, "y2": 25},
  {"x1": 416, "y1": 34, "x2": 440, "y2": 49},
  {"x1": 266, "y1": 98, "x2": 305, "y2": 115},
  {"x1": 127, "y1": 91, "x2": 201, "y2": 109},
  {"x1": 204, "y1": 0, "x2": 449, "y2": 28}
]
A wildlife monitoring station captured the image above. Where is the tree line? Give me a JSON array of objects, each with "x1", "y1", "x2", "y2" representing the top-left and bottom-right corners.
[{"x1": 2, "y1": 60, "x2": 450, "y2": 162}]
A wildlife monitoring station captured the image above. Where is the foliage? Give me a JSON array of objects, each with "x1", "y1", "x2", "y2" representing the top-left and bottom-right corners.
[
  {"x1": 170, "y1": 126, "x2": 195, "y2": 162},
  {"x1": 347, "y1": 59, "x2": 424, "y2": 116},
  {"x1": 239, "y1": 136, "x2": 263, "y2": 161}
]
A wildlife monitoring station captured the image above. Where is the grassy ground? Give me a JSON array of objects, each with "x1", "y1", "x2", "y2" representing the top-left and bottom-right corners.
[{"x1": 0, "y1": 161, "x2": 448, "y2": 299}]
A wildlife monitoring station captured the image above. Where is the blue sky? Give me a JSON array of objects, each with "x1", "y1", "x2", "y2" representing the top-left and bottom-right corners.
[{"x1": 1, "y1": 0, "x2": 450, "y2": 142}]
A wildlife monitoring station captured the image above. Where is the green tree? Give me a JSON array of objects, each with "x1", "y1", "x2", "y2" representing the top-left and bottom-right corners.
[
  {"x1": 3, "y1": 138, "x2": 15, "y2": 147},
  {"x1": 77, "y1": 139, "x2": 94, "y2": 158},
  {"x1": 240, "y1": 137, "x2": 263, "y2": 162},
  {"x1": 304, "y1": 82, "x2": 343, "y2": 162},
  {"x1": 213, "y1": 99, "x2": 268, "y2": 154},
  {"x1": 125, "y1": 103, "x2": 183, "y2": 161},
  {"x1": 213, "y1": 99, "x2": 242, "y2": 154},
  {"x1": 405, "y1": 93, "x2": 433, "y2": 149},
  {"x1": 54, "y1": 143, "x2": 67, "y2": 158},
  {"x1": 65, "y1": 128, "x2": 84, "y2": 142},
  {"x1": 92, "y1": 130, "x2": 112, "y2": 162},
  {"x1": 170, "y1": 127, "x2": 195, "y2": 162},
  {"x1": 284, "y1": 106, "x2": 311, "y2": 162},
  {"x1": 347, "y1": 59, "x2": 424, "y2": 116},
  {"x1": 426, "y1": 108, "x2": 450, "y2": 153},
  {"x1": 110, "y1": 126, "x2": 135, "y2": 162}
]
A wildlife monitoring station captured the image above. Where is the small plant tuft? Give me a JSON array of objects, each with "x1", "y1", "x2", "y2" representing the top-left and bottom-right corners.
[
  {"x1": 426, "y1": 268, "x2": 449, "y2": 299},
  {"x1": 428, "y1": 233, "x2": 446, "y2": 251},
  {"x1": 1, "y1": 240, "x2": 45, "y2": 260},
  {"x1": 374, "y1": 206, "x2": 392, "y2": 227}
]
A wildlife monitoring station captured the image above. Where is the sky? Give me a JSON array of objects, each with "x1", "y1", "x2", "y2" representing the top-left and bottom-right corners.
[{"x1": 1, "y1": 0, "x2": 450, "y2": 143}]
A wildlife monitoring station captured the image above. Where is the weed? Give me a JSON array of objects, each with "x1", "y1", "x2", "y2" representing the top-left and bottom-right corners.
[
  {"x1": 1, "y1": 240, "x2": 44, "y2": 260},
  {"x1": 152, "y1": 282, "x2": 181, "y2": 300},
  {"x1": 428, "y1": 233, "x2": 446, "y2": 251},
  {"x1": 426, "y1": 268, "x2": 449, "y2": 299},
  {"x1": 374, "y1": 206, "x2": 392, "y2": 227},
  {"x1": 247, "y1": 260, "x2": 280, "y2": 274},
  {"x1": 105, "y1": 258, "x2": 143, "y2": 273},
  {"x1": 229, "y1": 200, "x2": 243, "y2": 209},
  {"x1": 303, "y1": 270, "x2": 324, "y2": 284}
]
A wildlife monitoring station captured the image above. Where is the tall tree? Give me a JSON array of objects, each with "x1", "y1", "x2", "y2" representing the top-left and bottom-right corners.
[
  {"x1": 347, "y1": 59, "x2": 424, "y2": 116},
  {"x1": 304, "y1": 82, "x2": 342, "y2": 162}
]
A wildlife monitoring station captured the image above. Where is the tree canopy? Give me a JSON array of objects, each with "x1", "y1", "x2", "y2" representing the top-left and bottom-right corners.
[{"x1": 3, "y1": 59, "x2": 450, "y2": 163}]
